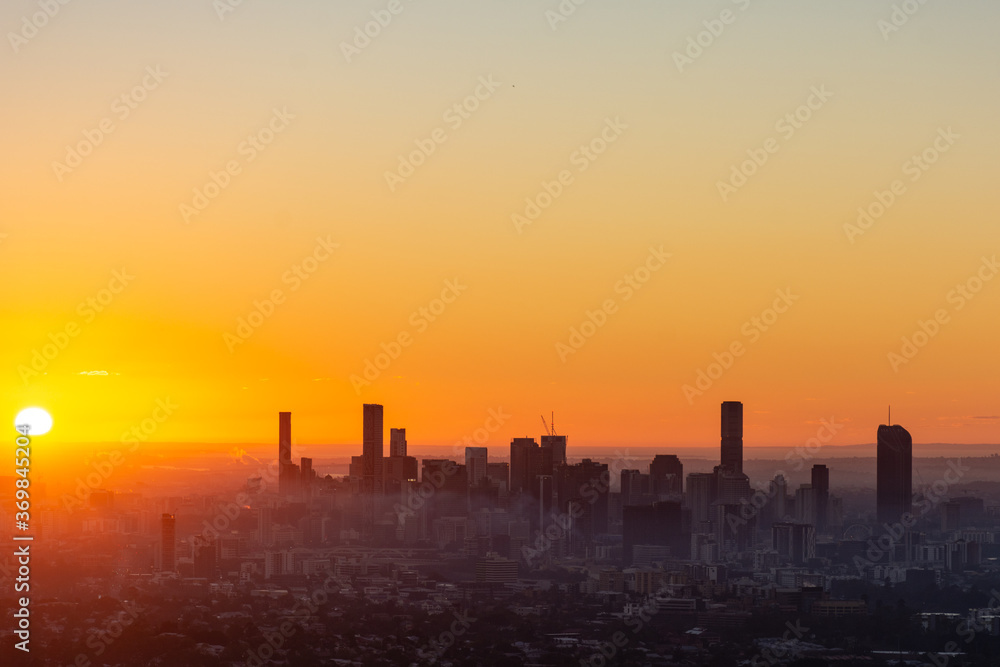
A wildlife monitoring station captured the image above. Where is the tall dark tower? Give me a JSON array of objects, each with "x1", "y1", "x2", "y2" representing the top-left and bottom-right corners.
[
  {"x1": 811, "y1": 464, "x2": 829, "y2": 533},
  {"x1": 278, "y1": 412, "x2": 295, "y2": 497},
  {"x1": 362, "y1": 404, "x2": 383, "y2": 542},
  {"x1": 877, "y1": 423, "x2": 912, "y2": 524},
  {"x1": 720, "y1": 401, "x2": 743, "y2": 473},
  {"x1": 362, "y1": 404, "x2": 384, "y2": 495}
]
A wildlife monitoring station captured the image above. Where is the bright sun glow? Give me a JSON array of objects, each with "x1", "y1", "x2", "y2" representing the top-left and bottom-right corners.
[{"x1": 15, "y1": 407, "x2": 53, "y2": 436}]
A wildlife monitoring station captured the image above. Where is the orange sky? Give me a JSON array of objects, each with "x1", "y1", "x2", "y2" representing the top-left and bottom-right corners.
[{"x1": 2, "y1": 0, "x2": 999, "y2": 456}]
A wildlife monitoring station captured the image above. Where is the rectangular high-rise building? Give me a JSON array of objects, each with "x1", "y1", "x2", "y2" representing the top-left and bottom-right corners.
[
  {"x1": 384, "y1": 455, "x2": 418, "y2": 497},
  {"x1": 487, "y1": 462, "x2": 510, "y2": 491},
  {"x1": 363, "y1": 404, "x2": 384, "y2": 495},
  {"x1": 541, "y1": 434, "x2": 567, "y2": 468},
  {"x1": 686, "y1": 472, "x2": 716, "y2": 526},
  {"x1": 772, "y1": 522, "x2": 815, "y2": 565},
  {"x1": 877, "y1": 423, "x2": 912, "y2": 524},
  {"x1": 555, "y1": 459, "x2": 609, "y2": 544},
  {"x1": 509, "y1": 438, "x2": 540, "y2": 495},
  {"x1": 278, "y1": 412, "x2": 297, "y2": 497},
  {"x1": 278, "y1": 411, "x2": 291, "y2": 463},
  {"x1": 465, "y1": 447, "x2": 489, "y2": 487},
  {"x1": 650, "y1": 454, "x2": 683, "y2": 496},
  {"x1": 390, "y1": 428, "x2": 407, "y2": 457},
  {"x1": 721, "y1": 401, "x2": 743, "y2": 473},
  {"x1": 811, "y1": 464, "x2": 829, "y2": 533},
  {"x1": 161, "y1": 513, "x2": 176, "y2": 572}
]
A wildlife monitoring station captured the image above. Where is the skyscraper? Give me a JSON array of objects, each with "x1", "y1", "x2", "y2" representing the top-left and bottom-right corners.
[
  {"x1": 540, "y1": 434, "x2": 567, "y2": 468},
  {"x1": 811, "y1": 464, "x2": 829, "y2": 533},
  {"x1": 465, "y1": 447, "x2": 489, "y2": 487},
  {"x1": 650, "y1": 454, "x2": 683, "y2": 496},
  {"x1": 390, "y1": 427, "x2": 407, "y2": 457},
  {"x1": 509, "y1": 437, "x2": 540, "y2": 495},
  {"x1": 620, "y1": 469, "x2": 645, "y2": 507},
  {"x1": 363, "y1": 404, "x2": 384, "y2": 495},
  {"x1": 555, "y1": 459, "x2": 609, "y2": 545},
  {"x1": 161, "y1": 513, "x2": 176, "y2": 572},
  {"x1": 721, "y1": 401, "x2": 743, "y2": 473},
  {"x1": 278, "y1": 411, "x2": 297, "y2": 497},
  {"x1": 772, "y1": 522, "x2": 815, "y2": 565},
  {"x1": 686, "y1": 472, "x2": 716, "y2": 526},
  {"x1": 278, "y1": 411, "x2": 291, "y2": 463},
  {"x1": 877, "y1": 423, "x2": 912, "y2": 524}
]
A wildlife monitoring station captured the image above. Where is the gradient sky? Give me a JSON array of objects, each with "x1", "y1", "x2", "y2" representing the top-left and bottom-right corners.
[{"x1": 2, "y1": 0, "x2": 999, "y2": 456}]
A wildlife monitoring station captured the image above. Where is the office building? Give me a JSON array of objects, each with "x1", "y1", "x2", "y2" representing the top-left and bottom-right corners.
[
  {"x1": 721, "y1": 401, "x2": 743, "y2": 473},
  {"x1": 363, "y1": 404, "x2": 384, "y2": 495},
  {"x1": 465, "y1": 447, "x2": 489, "y2": 487},
  {"x1": 541, "y1": 434, "x2": 567, "y2": 470},
  {"x1": 686, "y1": 472, "x2": 716, "y2": 526},
  {"x1": 555, "y1": 459, "x2": 609, "y2": 546},
  {"x1": 772, "y1": 522, "x2": 815, "y2": 565},
  {"x1": 877, "y1": 423, "x2": 912, "y2": 524},
  {"x1": 390, "y1": 427, "x2": 407, "y2": 457},
  {"x1": 278, "y1": 412, "x2": 298, "y2": 497},
  {"x1": 509, "y1": 438, "x2": 541, "y2": 495},
  {"x1": 811, "y1": 464, "x2": 829, "y2": 533},
  {"x1": 650, "y1": 454, "x2": 683, "y2": 496}
]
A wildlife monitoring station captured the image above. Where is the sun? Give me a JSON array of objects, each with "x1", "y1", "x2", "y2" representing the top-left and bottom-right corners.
[{"x1": 15, "y1": 407, "x2": 53, "y2": 436}]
